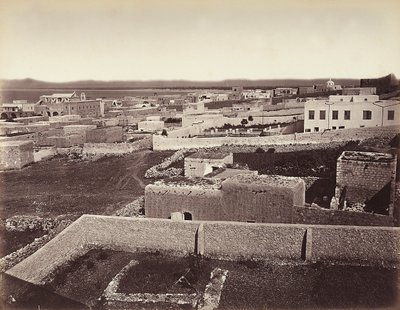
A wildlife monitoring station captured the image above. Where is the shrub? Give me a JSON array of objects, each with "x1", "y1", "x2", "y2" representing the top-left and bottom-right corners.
[{"x1": 255, "y1": 147, "x2": 265, "y2": 153}]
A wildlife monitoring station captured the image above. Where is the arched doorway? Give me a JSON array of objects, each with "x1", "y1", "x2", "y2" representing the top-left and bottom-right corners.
[
  {"x1": 10, "y1": 113, "x2": 17, "y2": 119},
  {"x1": 47, "y1": 112, "x2": 51, "y2": 117},
  {"x1": 183, "y1": 212, "x2": 193, "y2": 220},
  {"x1": 53, "y1": 111, "x2": 59, "y2": 116},
  {"x1": 1, "y1": 113, "x2": 8, "y2": 119}
]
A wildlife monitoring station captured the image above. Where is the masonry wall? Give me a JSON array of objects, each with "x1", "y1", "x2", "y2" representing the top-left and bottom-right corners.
[
  {"x1": 145, "y1": 186, "x2": 223, "y2": 220},
  {"x1": 293, "y1": 206, "x2": 394, "y2": 227},
  {"x1": 6, "y1": 216, "x2": 400, "y2": 286},
  {"x1": 336, "y1": 157, "x2": 396, "y2": 204},
  {"x1": 145, "y1": 176, "x2": 305, "y2": 223},
  {"x1": 153, "y1": 125, "x2": 400, "y2": 150},
  {"x1": 46, "y1": 134, "x2": 85, "y2": 148},
  {"x1": 0, "y1": 141, "x2": 34, "y2": 170},
  {"x1": 82, "y1": 138, "x2": 151, "y2": 156},
  {"x1": 86, "y1": 126, "x2": 123, "y2": 143}
]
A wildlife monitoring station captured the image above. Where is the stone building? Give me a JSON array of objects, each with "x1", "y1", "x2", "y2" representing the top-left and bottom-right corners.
[
  {"x1": 0, "y1": 141, "x2": 34, "y2": 170},
  {"x1": 37, "y1": 92, "x2": 103, "y2": 117},
  {"x1": 184, "y1": 152, "x2": 233, "y2": 178},
  {"x1": 304, "y1": 95, "x2": 400, "y2": 132},
  {"x1": 145, "y1": 174, "x2": 305, "y2": 223},
  {"x1": 334, "y1": 151, "x2": 397, "y2": 217}
]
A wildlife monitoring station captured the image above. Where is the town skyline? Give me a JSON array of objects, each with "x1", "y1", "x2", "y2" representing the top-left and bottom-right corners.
[{"x1": 1, "y1": 0, "x2": 400, "y2": 82}]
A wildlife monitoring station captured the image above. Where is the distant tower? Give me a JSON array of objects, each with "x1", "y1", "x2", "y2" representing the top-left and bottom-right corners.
[
  {"x1": 327, "y1": 78, "x2": 335, "y2": 89},
  {"x1": 80, "y1": 92, "x2": 86, "y2": 101}
]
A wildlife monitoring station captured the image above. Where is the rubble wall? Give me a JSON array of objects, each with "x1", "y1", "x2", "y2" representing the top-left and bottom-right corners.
[
  {"x1": 293, "y1": 206, "x2": 394, "y2": 227},
  {"x1": 153, "y1": 125, "x2": 400, "y2": 150}
]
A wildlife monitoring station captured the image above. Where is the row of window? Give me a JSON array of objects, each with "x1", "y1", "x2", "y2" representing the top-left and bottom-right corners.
[
  {"x1": 65, "y1": 105, "x2": 98, "y2": 111},
  {"x1": 308, "y1": 110, "x2": 395, "y2": 121},
  {"x1": 305, "y1": 126, "x2": 346, "y2": 132}
]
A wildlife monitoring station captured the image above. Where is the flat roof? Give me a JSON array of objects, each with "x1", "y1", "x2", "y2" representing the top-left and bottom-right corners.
[{"x1": 225, "y1": 173, "x2": 304, "y2": 188}]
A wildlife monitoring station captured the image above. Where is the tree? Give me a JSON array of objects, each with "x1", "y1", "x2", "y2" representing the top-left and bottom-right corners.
[
  {"x1": 161, "y1": 129, "x2": 168, "y2": 136},
  {"x1": 248, "y1": 115, "x2": 254, "y2": 122},
  {"x1": 241, "y1": 119, "x2": 248, "y2": 126}
]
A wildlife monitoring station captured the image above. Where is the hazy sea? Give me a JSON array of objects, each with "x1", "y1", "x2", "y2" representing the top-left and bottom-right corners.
[{"x1": 0, "y1": 89, "x2": 193, "y2": 103}]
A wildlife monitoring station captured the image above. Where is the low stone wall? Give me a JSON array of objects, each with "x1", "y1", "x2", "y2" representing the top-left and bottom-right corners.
[
  {"x1": 308, "y1": 225, "x2": 400, "y2": 266},
  {"x1": 46, "y1": 134, "x2": 85, "y2": 148},
  {"x1": 6, "y1": 216, "x2": 400, "y2": 287},
  {"x1": 202, "y1": 222, "x2": 307, "y2": 261},
  {"x1": 33, "y1": 147, "x2": 57, "y2": 162},
  {"x1": 82, "y1": 138, "x2": 151, "y2": 156},
  {"x1": 294, "y1": 206, "x2": 394, "y2": 227},
  {"x1": 153, "y1": 125, "x2": 400, "y2": 150}
]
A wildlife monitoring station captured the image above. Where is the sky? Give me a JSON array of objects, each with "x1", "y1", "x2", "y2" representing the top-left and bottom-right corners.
[{"x1": 0, "y1": 0, "x2": 399, "y2": 82}]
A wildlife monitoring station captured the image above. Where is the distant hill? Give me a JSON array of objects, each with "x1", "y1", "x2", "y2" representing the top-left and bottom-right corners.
[{"x1": 0, "y1": 78, "x2": 360, "y2": 89}]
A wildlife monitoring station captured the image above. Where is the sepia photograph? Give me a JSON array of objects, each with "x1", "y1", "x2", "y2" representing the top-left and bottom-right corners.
[{"x1": 0, "y1": 0, "x2": 400, "y2": 309}]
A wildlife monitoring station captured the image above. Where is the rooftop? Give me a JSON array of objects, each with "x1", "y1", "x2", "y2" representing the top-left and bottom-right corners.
[{"x1": 225, "y1": 174, "x2": 304, "y2": 188}]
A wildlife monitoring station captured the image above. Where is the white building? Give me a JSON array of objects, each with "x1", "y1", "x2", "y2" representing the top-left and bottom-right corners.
[
  {"x1": 137, "y1": 120, "x2": 165, "y2": 132},
  {"x1": 242, "y1": 89, "x2": 272, "y2": 100},
  {"x1": 184, "y1": 152, "x2": 233, "y2": 178},
  {"x1": 304, "y1": 95, "x2": 400, "y2": 132}
]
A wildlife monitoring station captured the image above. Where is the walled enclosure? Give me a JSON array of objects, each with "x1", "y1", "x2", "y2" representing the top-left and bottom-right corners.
[
  {"x1": 184, "y1": 152, "x2": 233, "y2": 178},
  {"x1": 336, "y1": 151, "x2": 397, "y2": 215},
  {"x1": 0, "y1": 140, "x2": 34, "y2": 170},
  {"x1": 145, "y1": 174, "x2": 305, "y2": 223},
  {"x1": 86, "y1": 126, "x2": 123, "y2": 143},
  {"x1": 152, "y1": 125, "x2": 400, "y2": 150},
  {"x1": 6, "y1": 215, "x2": 400, "y2": 286}
]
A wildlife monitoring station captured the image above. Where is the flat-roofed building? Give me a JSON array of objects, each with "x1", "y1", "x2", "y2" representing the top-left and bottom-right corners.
[{"x1": 304, "y1": 95, "x2": 400, "y2": 132}]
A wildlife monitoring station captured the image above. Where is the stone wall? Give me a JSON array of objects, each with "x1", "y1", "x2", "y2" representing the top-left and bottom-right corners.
[
  {"x1": 0, "y1": 141, "x2": 34, "y2": 170},
  {"x1": 86, "y1": 126, "x2": 123, "y2": 143},
  {"x1": 145, "y1": 174, "x2": 305, "y2": 223},
  {"x1": 82, "y1": 138, "x2": 151, "y2": 156},
  {"x1": 293, "y1": 206, "x2": 394, "y2": 227},
  {"x1": 336, "y1": 152, "x2": 397, "y2": 205},
  {"x1": 153, "y1": 125, "x2": 400, "y2": 150},
  {"x1": 46, "y1": 134, "x2": 85, "y2": 148},
  {"x1": 6, "y1": 216, "x2": 400, "y2": 286}
]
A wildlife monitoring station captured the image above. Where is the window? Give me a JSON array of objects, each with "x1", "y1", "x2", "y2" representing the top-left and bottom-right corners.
[
  {"x1": 314, "y1": 127, "x2": 319, "y2": 132},
  {"x1": 363, "y1": 110, "x2": 372, "y2": 120},
  {"x1": 332, "y1": 126, "x2": 337, "y2": 130},
  {"x1": 320, "y1": 110, "x2": 326, "y2": 120},
  {"x1": 388, "y1": 110, "x2": 395, "y2": 120},
  {"x1": 339, "y1": 126, "x2": 345, "y2": 129},
  {"x1": 344, "y1": 110, "x2": 351, "y2": 120},
  {"x1": 332, "y1": 110, "x2": 339, "y2": 120},
  {"x1": 305, "y1": 129, "x2": 311, "y2": 132},
  {"x1": 308, "y1": 110, "x2": 315, "y2": 120},
  {"x1": 364, "y1": 98, "x2": 368, "y2": 101}
]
